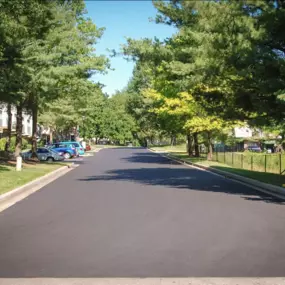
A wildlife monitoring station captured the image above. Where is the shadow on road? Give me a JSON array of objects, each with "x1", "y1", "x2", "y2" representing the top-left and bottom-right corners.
[
  {"x1": 78, "y1": 167, "x2": 285, "y2": 205},
  {"x1": 121, "y1": 152, "x2": 180, "y2": 165}
]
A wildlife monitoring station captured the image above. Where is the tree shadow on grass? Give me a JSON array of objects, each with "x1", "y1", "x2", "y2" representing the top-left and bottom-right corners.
[
  {"x1": 0, "y1": 165, "x2": 11, "y2": 172},
  {"x1": 78, "y1": 167, "x2": 285, "y2": 205}
]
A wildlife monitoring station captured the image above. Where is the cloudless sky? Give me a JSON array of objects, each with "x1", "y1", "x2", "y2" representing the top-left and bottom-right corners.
[{"x1": 85, "y1": 0, "x2": 176, "y2": 96}]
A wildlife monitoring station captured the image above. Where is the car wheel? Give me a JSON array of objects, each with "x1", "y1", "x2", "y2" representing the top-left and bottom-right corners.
[
  {"x1": 46, "y1": 157, "x2": 54, "y2": 162},
  {"x1": 64, "y1": 152, "x2": 71, "y2": 159}
]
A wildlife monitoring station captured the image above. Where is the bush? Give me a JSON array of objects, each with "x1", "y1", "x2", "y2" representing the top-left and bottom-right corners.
[
  {"x1": 37, "y1": 140, "x2": 46, "y2": 147},
  {"x1": 0, "y1": 136, "x2": 30, "y2": 152},
  {"x1": 0, "y1": 138, "x2": 6, "y2": 151}
]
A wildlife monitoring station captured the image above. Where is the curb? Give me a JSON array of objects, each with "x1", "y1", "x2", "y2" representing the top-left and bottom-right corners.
[
  {"x1": 0, "y1": 164, "x2": 76, "y2": 212},
  {"x1": 166, "y1": 153, "x2": 285, "y2": 200},
  {"x1": 148, "y1": 149, "x2": 285, "y2": 200}
]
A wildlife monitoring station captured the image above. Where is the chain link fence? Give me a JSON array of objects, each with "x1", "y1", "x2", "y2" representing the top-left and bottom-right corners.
[{"x1": 211, "y1": 152, "x2": 285, "y2": 175}]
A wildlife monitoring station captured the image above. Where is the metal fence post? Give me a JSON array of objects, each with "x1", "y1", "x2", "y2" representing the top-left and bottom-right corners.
[
  {"x1": 251, "y1": 155, "x2": 253, "y2": 171},
  {"x1": 241, "y1": 154, "x2": 243, "y2": 169},
  {"x1": 232, "y1": 152, "x2": 234, "y2": 166},
  {"x1": 264, "y1": 154, "x2": 267, "y2": 173},
  {"x1": 280, "y1": 153, "x2": 282, "y2": 175},
  {"x1": 224, "y1": 151, "x2": 226, "y2": 164}
]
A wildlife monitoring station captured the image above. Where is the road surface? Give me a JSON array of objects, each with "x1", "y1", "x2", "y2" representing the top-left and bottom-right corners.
[{"x1": 0, "y1": 148, "x2": 285, "y2": 277}]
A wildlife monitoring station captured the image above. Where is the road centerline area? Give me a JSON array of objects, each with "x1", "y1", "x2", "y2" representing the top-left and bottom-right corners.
[{"x1": 0, "y1": 148, "x2": 285, "y2": 277}]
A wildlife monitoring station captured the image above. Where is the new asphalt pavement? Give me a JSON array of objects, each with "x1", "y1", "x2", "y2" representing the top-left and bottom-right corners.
[{"x1": 0, "y1": 147, "x2": 285, "y2": 277}]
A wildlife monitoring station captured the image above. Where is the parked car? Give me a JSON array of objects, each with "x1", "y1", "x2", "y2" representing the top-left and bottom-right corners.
[
  {"x1": 21, "y1": 148, "x2": 65, "y2": 162},
  {"x1": 59, "y1": 141, "x2": 85, "y2": 155},
  {"x1": 247, "y1": 146, "x2": 262, "y2": 153},
  {"x1": 48, "y1": 143, "x2": 77, "y2": 159}
]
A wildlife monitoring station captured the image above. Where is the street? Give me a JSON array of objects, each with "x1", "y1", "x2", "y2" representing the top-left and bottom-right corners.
[{"x1": 0, "y1": 148, "x2": 285, "y2": 277}]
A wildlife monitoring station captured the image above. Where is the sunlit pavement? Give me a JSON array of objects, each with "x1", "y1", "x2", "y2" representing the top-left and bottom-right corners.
[{"x1": 0, "y1": 148, "x2": 285, "y2": 277}]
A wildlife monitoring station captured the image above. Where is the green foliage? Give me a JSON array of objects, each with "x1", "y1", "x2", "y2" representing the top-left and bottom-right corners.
[
  {"x1": 102, "y1": 91, "x2": 137, "y2": 143},
  {"x1": 0, "y1": 0, "x2": 109, "y2": 152},
  {"x1": 0, "y1": 137, "x2": 29, "y2": 151},
  {"x1": 119, "y1": 0, "x2": 285, "y2": 155},
  {"x1": 0, "y1": 138, "x2": 6, "y2": 151}
]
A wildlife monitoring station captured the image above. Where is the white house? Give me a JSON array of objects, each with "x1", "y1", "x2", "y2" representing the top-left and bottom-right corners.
[
  {"x1": 233, "y1": 126, "x2": 263, "y2": 138},
  {"x1": 234, "y1": 126, "x2": 253, "y2": 138},
  {"x1": 0, "y1": 104, "x2": 33, "y2": 137}
]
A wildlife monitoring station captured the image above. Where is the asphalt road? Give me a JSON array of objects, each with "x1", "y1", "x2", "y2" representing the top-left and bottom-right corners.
[{"x1": 0, "y1": 148, "x2": 285, "y2": 277}]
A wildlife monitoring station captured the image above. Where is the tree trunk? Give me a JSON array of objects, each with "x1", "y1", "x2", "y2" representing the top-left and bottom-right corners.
[
  {"x1": 31, "y1": 105, "x2": 39, "y2": 160},
  {"x1": 207, "y1": 131, "x2": 213, "y2": 160},
  {"x1": 186, "y1": 133, "x2": 193, "y2": 156},
  {"x1": 171, "y1": 135, "x2": 176, "y2": 146},
  {"x1": 5, "y1": 103, "x2": 12, "y2": 152},
  {"x1": 144, "y1": 137, "x2": 148, "y2": 148},
  {"x1": 50, "y1": 129, "x2": 53, "y2": 144},
  {"x1": 193, "y1": 132, "x2": 200, "y2": 157},
  {"x1": 14, "y1": 104, "x2": 23, "y2": 158}
]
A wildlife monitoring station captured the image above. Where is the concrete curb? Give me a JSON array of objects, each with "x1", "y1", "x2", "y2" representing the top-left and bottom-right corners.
[
  {"x1": 166, "y1": 153, "x2": 285, "y2": 199},
  {"x1": 148, "y1": 148, "x2": 285, "y2": 200},
  {"x1": 0, "y1": 164, "x2": 76, "y2": 212}
]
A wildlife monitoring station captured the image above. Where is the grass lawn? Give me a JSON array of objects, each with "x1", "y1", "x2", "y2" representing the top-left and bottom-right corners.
[
  {"x1": 93, "y1": 145, "x2": 128, "y2": 149},
  {"x1": 0, "y1": 161, "x2": 68, "y2": 195},
  {"x1": 150, "y1": 144, "x2": 187, "y2": 153},
  {"x1": 170, "y1": 152, "x2": 285, "y2": 188}
]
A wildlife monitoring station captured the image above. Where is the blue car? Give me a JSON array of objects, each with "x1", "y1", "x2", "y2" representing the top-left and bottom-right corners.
[
  {"x1": 48, "y1": 143, "x2": 77, "y2": 159},
  {"x1": 59, "y1": 141, "x2": 85, "y2": 156}
]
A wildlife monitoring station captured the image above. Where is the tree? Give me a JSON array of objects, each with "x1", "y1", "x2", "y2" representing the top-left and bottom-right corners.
[
  {"x1": 0, "y1": 0, "x2": 109, "y2": 157},
  {"x1": 152, "y1": 0, "x2": 285, "y2": 125},
  {"x1": 101, "y1": 91, "x2": 137, "y2": 144}
]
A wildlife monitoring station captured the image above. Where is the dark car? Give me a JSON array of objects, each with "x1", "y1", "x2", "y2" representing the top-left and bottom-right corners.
[{"x1": 247, "y1": 146, "x2": 262, "y2": 153}]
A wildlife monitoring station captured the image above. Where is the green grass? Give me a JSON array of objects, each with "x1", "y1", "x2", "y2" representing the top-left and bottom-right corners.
[
  {"x1": 0, "y1": 161, "x2": 68, "y2": 195},
  {"x1": 169, "y1": 152, "x2": 285, "y2": 188},
  {"x1": 150, "y1": 144, "x2": 187, "y2": 153},
  {"x1": 94, "y1": 145, "x2": 127, "y2": 149}
]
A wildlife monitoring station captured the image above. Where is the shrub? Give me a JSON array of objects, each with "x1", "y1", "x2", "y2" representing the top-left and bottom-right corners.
[
  {"x1": 0, "y1": 136, "x2": 30, "y2": 152},
  {"x1": 0, "y1": 138, "x2": 6, "y2": 151}
]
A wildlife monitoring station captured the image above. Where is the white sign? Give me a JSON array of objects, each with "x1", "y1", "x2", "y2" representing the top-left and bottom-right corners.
[{"x1": 234, "y1": 127, "x2": 253, "y2": 138}]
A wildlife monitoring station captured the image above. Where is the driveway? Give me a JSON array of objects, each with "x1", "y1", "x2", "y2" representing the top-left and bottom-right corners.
[{"x1": 0, "y1": 148, "x2": 285, "y2": 277}]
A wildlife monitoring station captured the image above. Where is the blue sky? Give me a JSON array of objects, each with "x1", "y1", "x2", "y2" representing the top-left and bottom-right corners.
[{"x1": 85, "y1": 0, "x2": 176, "y2": 95}]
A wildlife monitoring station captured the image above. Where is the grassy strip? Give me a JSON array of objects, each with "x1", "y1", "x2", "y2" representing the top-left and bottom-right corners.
[
  {"x1": 0, "y1": 161, "x2": 69, "y2": 195},
  {"x1": 149, "y1": 144, "x2": 187, "y2": 153},
  {"x1": 93, "y1": 145, "x2": 127, "y2": 149},
  {"x1": 170, "y1": 152, "x2": 285, "y2": 188}
]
